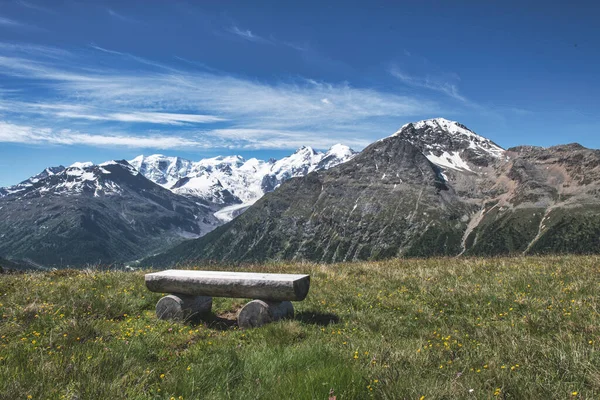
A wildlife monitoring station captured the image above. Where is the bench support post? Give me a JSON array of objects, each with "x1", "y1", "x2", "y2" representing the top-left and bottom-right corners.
[
  {"x1": 156, "y1": 294, "x2": 212, "y2": 321},
  {"x1": 237, "y1": 299, "x2": 294, "y2": 329}
]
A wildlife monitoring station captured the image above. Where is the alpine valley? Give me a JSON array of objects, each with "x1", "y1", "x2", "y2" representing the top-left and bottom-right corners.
[{"x1": 2, "y1": 118, "x2": 600, "y2": 268}]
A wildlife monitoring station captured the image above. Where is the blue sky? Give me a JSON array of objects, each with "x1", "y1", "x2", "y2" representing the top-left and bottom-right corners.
[{"x1": 0, "y1": 0, "x2": 598, "y2": 186}]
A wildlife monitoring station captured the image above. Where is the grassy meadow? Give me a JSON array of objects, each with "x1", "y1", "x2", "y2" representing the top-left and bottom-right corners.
[{"x1": 1, "y1": 256, "x2": 599, "y2": 399}]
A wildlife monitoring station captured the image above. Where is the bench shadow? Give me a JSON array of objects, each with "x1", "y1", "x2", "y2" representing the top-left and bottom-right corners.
[
  {"x1": 183, "y1": 310, "x2": 340, "y2": 330},
  {"x1": 186, "y1": 311, "x2": 239, "y2": 331},
  {"x1": 295, "y1": 311, "x2": 340, "y2": 326}
]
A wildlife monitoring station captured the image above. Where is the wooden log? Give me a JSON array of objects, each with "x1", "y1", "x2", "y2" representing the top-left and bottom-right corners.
[
  {"x1": 145, "y1": 270, "x2": 310, "y2": 302},
  {"x1": 155, "y1": 294, "x2": 212, "y2": 321},
  {"x1": 237, "y1": 299, "x2": 294, "y2": 329}
]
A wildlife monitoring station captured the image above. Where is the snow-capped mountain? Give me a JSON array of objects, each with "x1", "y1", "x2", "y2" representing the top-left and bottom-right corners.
[
  {"x1": 129, "y1": 144, "x2": 358, "y2": 221},
  {"x1": 0, "y1": 160, "x2": 151, "y2": 198},
  {"x1": 393, "y1": 118, "x2": 505, "y2": 179},
  {"x1": 0, "y1": 165, "x2": 65, "y2": 198},
  {"x1": 0, "y1": 160, "x2": 219, "y2": 267},
  {"x1": 128, "y1": 155, "x2": 194, "y2": 188}
]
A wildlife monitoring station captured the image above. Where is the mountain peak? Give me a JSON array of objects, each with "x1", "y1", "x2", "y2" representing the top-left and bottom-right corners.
[
  {"x1": 392, "y1": 117, "x2": 505, "y2": 175},
  {"x1": 294, "y1": 145, "x2": 316, "y2": 155},
  {"x1": 127, "y1": 154, "x2": 194, "y2": 187},
  {"x1": 326, "y1": 143, "x2": 355, "y2": 156},
  {"x1": 394, "y1": 117, "x2": 478, "y2": 138},
  {"x1": 69, "y1": 161, "x2": 94, "y2": 169}
]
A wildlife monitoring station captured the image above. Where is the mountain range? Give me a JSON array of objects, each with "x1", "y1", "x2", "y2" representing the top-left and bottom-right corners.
[
  {"x1": 146, "y1": 118, "x2": 600, "y2": 265},
  {"x1": 128, "y1": 144, "x2": 357, "y2": 222},
  {"x1": 0, "y1": 145, "x2": 356, "y2": 266},
  {"x1": 2, "y1": 117, "x2": 599, "y2": 268}
]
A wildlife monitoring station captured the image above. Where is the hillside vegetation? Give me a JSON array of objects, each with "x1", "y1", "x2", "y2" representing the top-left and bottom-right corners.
[{"x1": 1, "y1": 256, "x2": 599, "y2": 399}]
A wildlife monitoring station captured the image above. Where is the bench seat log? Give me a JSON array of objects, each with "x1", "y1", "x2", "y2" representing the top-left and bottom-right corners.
[{"x1": 145, "y1": 270, "x2": 310, "y2": 302}]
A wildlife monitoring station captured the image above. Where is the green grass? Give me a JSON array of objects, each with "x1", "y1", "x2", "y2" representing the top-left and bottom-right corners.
[{"x1": 1, "y1": 256, "x2": 599, "y2": 399}]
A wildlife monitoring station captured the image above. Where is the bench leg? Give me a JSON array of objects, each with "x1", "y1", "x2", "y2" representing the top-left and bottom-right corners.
[
  {"x1": 237, "y1": 299, "x2": 294, "y2": 329},
  {"x1": 156, "y1": 294, "x2": 212, "y2": 321}
]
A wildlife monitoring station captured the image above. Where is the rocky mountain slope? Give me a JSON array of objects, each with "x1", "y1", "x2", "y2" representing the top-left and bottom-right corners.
[
  {"x1": 146, "y1": 118, "x2": 600, "y2": 265},
  {"x1": 0, "y1": 161, "x2": 219, "y2": 267},
  {"x1": 461, "y1": 143, "x2": 600, "y2": 255}
]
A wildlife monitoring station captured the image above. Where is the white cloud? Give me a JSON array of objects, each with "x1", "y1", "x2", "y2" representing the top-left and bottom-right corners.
[
  {"x1": 0, "y1": 44, "x2": 444, "y2": 150},
  {"x1": 0, "y1": 121, "x2": 214, "y2": 149},
  {"x1": 15, "y1": 1, "x2": 55, "y2": 13},
  {"x1": 0, "y1": 16, "x2": 41, "y2": 31},
  {"x1": 0, "y1": 120, "x2": 371, "y2": 150},
  {"x1": 0, "y1": 17, "x2": 24, "y2": 27},
  {"x1": 107, "y1": 9, "x2": 138, "y2": 24},
  {"x1": 226, "y1": 25, "x2": 272, "y2": 44},
  {"x1": 389, "y1": 66, "x2": 467, "y2": 103},
  {"x1": 224, "y1": 25, "x2": 306, "y2": 51},
  {"x1": 203, "y1": 128, "x2": 371, "y2": 149},
  {"x1": 55, "y1": 73, "x2": 436, "y2": 130},
  {"x1": 0, "y1": 101, "x2": 225, "y2": 125},
  {"x1": 107, "y1": 112, "x2": 226, "y2": 125}
]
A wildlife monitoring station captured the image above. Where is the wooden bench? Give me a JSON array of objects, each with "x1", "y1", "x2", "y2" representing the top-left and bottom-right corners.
[{"x1": 145, "y1": 270, "x2": 310, "y2": 328}]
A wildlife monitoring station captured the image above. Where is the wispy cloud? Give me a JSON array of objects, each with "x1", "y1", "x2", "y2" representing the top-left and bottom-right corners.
[
  {"x1": 173, "y1": 56, "x2": 219, "y2": 73},
  {"x1": 224, "y1": 24, "x2": 307, "y2": 51},
  {"x1": 389, "y1": 66, "x2": 467, "y2": 103},
  {"x1": 107, "y1": 112, "x2": 225, "y2": 125},
  {"x1": 0, "y1": 16, "x2": 24, "y2": 28},
  {"x1": 0, "y1": 42, "x2": 71, "y2": 59},
  {"x1": 0, "y1": 101, "x2": 226, "y2": 125},
  {"x1": 107, "y1": 8, "x2": 138, "y2": 24},
  {"x1": 0, "y1": 43, "x2": 442, "y2": 150},
  {"x1": 281, "y1": 41, "x2": 308, "y2": 52},
  {"x1": 226, "y1": 25, "x2": 272, "y2": 44},
  {"x1": 88, "y1": 44, "x2": 178, "y2": 72},
  {"x1": 0, "y1": 121, "x2": 216, "y2": 149},
  {"x1": 0, "y1": 15, "x2": 43, "y2": 31},
  {"x1": 15, "y1": 0, "x2": 55, "y2": 14},
  {"x1": 389, "y1": 62, "x2": 506, "y2": 120},
  {"x1": 0, "y1": 120, "x2": 371, "y2": 150}
]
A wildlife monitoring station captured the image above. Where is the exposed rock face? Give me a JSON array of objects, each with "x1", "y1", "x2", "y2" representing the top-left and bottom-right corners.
[
  {"x1": 461, "y1": 143, "x2": 600, "y2": 256},
  {"x1": 146, "y1": 119, "x2": 600, "y2": 265}
]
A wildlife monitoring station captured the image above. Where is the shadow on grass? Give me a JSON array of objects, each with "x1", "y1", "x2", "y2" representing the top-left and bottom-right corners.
[
  {"x1": 295, "y1": 311, "x2": 340, "y2": 326},
  {"x1": 186, "y1": 310, "x2": 239, "y2": 331},
  {"x1": 205, "y1": 314, "x2": 238, "y2": 331},
  {"x1": 184, "y1": 310, "x2": 340, "y2": 330}
]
